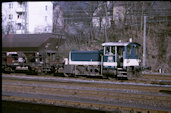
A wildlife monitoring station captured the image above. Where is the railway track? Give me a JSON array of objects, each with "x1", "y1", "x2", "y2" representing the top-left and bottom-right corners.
[
  {"x1": 2, "y1": 72, "x2": 171, "y2": 85},
  {"x1": 2, "y1": 74, "x2": 171, "y2": 113}
]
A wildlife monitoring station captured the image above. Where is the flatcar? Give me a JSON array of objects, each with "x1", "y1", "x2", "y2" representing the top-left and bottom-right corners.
[{"x1": 63, "y1": 41, "x2": 142, "y2": 79}]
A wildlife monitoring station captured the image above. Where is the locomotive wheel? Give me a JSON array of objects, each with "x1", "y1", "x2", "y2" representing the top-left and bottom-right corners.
[
  {"x1": 37, "y1": 70, "x2": 45, "y2": 76},
  {"x1": 134, "y1": 70, "x2": 142, "y2": 78},
  {"x1": 102, "y1": 75, "x2": 109, "y2": 79},
  {"x1": 127, "y1": 71, "x2": 133, "y2": 80},
  {"x1": 127, "y1": 67, "x2": 142, "y2": 80},
  {"x1": 137, "y1": 67, "x2": 143, "y2": 77},
  {"x1": 127, "y1": 67, "x2": 134, "y2": 80}
]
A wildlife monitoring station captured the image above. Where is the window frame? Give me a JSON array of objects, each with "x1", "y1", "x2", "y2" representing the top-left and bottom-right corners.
[
  {"x1": 9, "y1": 14, "x2": 13, "y2": 19},
  {"x1": 9, "y1": 3, "x2": 13, "y2": 9},
  {"x1": 127, "y1": 45, "x2": 131, "y2": 55},
  {"x1": 45, "y1": 16, "x2": 47, "y2": 21},
  {"x1": 104, "y1": 46, "x2": 115, "y2": 55},
  {"x1": 45, "y1": 5, "x2": 48, "y2": 11}
]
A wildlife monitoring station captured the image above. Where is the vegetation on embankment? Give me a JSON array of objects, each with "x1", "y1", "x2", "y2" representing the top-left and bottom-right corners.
[{"x1": 57, "y1": 22, "x2": 170, "y2": 73}]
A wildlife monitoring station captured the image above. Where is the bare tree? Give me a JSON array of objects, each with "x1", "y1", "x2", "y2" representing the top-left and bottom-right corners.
[
  {"x1": 53, "y1": 3, "x2": 64, "y2": 33},
  {"x1": 2, "y1": 8, "x2": 15, "y2": 34}
]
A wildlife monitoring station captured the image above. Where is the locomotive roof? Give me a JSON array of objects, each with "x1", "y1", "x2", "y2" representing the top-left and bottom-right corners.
[{"x1": 102, "y1": 42, "x2": 140, "y2": 46}]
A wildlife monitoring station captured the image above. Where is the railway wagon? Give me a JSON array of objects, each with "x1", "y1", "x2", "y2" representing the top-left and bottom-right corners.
[
  {"x1": 2, "y1": 33, "x2": 65, "y2": 74},
  {"x1": 64, "y1": 41, "x2": 142, "y2": 79}
]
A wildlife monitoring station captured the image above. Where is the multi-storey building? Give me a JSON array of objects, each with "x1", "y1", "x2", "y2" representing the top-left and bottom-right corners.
[{"x1": 2, "y1": 2, "x2": 53, "y2": 34}]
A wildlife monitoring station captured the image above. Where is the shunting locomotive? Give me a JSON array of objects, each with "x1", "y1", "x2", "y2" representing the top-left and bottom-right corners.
[{"x1": 63, "y1": 40, "x2": 142, "y2": 79}]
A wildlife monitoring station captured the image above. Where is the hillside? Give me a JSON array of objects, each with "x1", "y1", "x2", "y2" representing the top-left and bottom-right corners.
[
  {"x1": 57, "y1": 21, "x2": 171, "y2": 73},
  {"x1": 54, "y1": 1, "x2": 171, "y2": 73}
]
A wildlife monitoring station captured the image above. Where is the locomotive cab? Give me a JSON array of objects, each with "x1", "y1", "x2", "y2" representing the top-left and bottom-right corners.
[
  {"x1": 64, "y1": 41, "x2": 141, "y2": 78},
  {"x1": 103, "y1": 46, "x2": 116, "y2": 68},
  {"x1": 124, "y1": 43, "x2": 141, "y2": 67},
  {"x1": 102, "y1": 42, "x2": 141, "y2": 78},
  {"x1": 102, "y1": 42, "x2": 126, "y2": 69},
  {"x1": 102, "y1": 42, "x2": 140, "y2": 68}
]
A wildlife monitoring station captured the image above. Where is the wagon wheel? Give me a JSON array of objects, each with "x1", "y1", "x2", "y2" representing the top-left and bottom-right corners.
[
  {"x1": 36, "y1": 67, "x2": 44, "y2": 76},
  {"x1": 27, "y1": 66, "x2": 35, "y2": 75},
  {"x1": 64, "y1": 73, "x2": 76, "y2": 77},
  {"x1": 4, "y1": 66, "x2": 13, "y2": 73},
  {"x1": 38, "y1": 70, "x2": 45, "y2": 76},
  {"x1": 64, "y1": 73, "x2": 69, "y2": 77}
]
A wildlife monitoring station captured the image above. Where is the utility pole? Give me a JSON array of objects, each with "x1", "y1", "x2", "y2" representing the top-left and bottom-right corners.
[
  {"x1": 143, "y1": 16, "x2": 146, "y2": 68},
  {"x1": 24, "y1": 2, "x2": 27, "y2": 33},
  {"x1": 104, "y1": 2, "x2": 108, "y2": 42}
]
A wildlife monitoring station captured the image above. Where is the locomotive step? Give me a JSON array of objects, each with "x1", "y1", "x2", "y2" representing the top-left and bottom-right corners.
[{"x1": 117, "y1": 68, "x2": 123, "y2": 70}]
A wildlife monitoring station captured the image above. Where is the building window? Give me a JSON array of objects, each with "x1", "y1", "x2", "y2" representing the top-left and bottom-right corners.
[
  {"x1": 45, "y1": 27, "x2": 47, "y2": 32},
  {"x1": 21, "y1": 25, "x2": 25, "y2": 30},
  {"x1": 9, "y1": 3, "x2": 13, "y2": 9},
  {"x1": 45, "y1": 16, "x2": 47, "y2": 21},
  {"x1": 115, "y1": 12, "x2": 120, "y2": 20},
  {"x1": 18, "y1": 25, "x2": 21, "y2": 30},
  {"x1": 45, "y1": 5, "x2": 48, "y2": 11},
  {"x1": 9, "y1": 14, "x2": 13, "y2": 19}
]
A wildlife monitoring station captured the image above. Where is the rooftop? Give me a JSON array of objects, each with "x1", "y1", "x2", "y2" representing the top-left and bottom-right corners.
[
  {"x1": 102, "y1": 42, "x2": 129, "y2": 46},
  {"x1": 2, "y1": 33, "x2": 64, "y2": 48}
]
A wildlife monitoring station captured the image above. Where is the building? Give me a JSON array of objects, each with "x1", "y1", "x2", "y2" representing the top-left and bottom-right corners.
[
  {"x1": 92, "y1": 1, "x2": 113, "y2": 29},
  {"x1": 2, "y1": 2, "x2": 53, "y2": 34}
]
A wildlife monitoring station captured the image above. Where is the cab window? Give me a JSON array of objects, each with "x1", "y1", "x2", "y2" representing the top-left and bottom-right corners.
[
  {"x1": 134, "y1": 45, "x2": 139, "y2": 55},
  {"x1": 104, "y1": 46, "x2": 115, "y2": 55},
  {"x1": 11, "y1": 54, "x2": 18, "y2": 60},
  {"x1": 127, "y1": 45, "x2": 131, "y2": 55},
  {"x1": 111, "y1": 46, "x2": 115, "y2": 54},
  {"x1": 106, "y1": 46, "x2": 110, "y2": 54}
]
